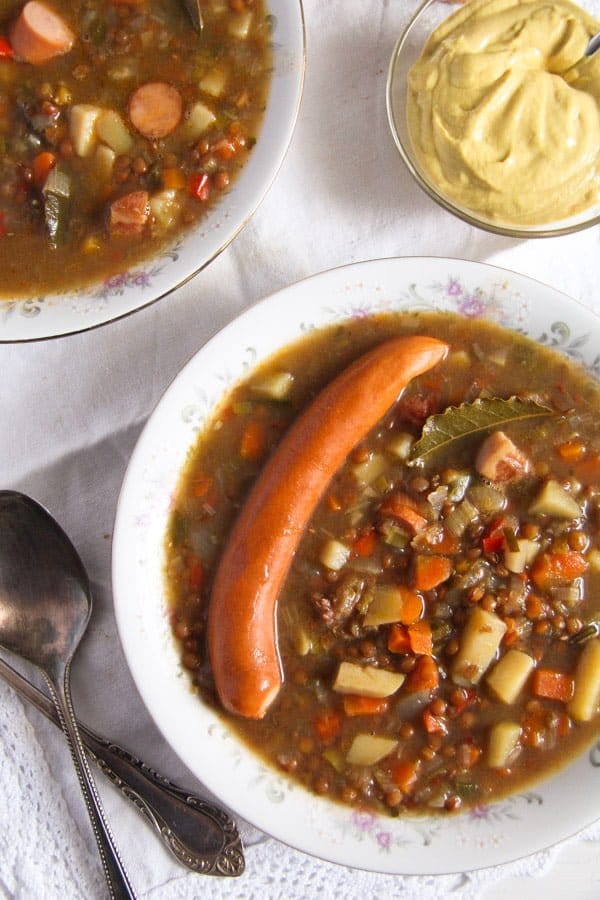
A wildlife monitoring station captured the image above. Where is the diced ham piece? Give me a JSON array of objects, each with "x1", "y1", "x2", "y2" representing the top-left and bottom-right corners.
[
  {"x1": 475, "y1": 431, "x2": 530, "y2": 482},
  {"x1": 10, "y1": 2, "x2": 74, "y2": 65},
  {"x1": 109, "y1": 191, "x2": 150, "y2": 235}
]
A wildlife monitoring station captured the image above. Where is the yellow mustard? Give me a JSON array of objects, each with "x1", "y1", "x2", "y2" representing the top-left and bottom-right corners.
[{"x1": 407, "y1": 0, "x2": 600, "y2": 224}]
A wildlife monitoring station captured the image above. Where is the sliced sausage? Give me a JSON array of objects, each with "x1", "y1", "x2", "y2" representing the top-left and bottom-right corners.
[
  {"x1": 207, "y1": 335, "x2": 449, "y2": 719},
  {"x1": 108, "y1": 191, "x2": 150, "y2": 235},
  {"x1": 475, "y1": 430, "x2": 530, "y2": 482},
  {"x1": 128, "y1": 83, "x2": 183, "y2": 139},
  {"x1": 10, "y1": 1, "x2": 74, "y2": 65}
]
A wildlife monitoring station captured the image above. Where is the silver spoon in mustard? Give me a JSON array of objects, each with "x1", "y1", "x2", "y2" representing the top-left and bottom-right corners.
[{"x1": 0, "y1": 491, "x2": 136, "y2": 900}]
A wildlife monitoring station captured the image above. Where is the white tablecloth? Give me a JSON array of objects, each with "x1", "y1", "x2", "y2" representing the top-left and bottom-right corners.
[{"x1": 1, "y1": 1, "x2": 600, "y2": 898}]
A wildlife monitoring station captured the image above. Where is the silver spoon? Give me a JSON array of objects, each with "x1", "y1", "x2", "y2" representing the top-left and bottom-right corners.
[
  {"x1": 0, "y1": 491, "x2": 136, "y2": 900},
  {"x1": 586, "y1": 31, "x2": 600, "y2": 55}
]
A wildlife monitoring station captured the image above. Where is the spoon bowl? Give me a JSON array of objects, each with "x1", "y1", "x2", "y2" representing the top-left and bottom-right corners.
[
  {"x1": 0, "y1": 492, "x2": 90, "y2": 677},
  {"x1": 0, "y1": 491, "x2": 135, "y2": 899}
]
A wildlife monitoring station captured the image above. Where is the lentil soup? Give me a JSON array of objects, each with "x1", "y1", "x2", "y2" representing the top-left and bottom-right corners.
[
  {"x1": 0, "y1": 0, "x2": 272, "y2": 296},
  {"x1": 165, "y1": 312, "x2": 600, "y2": 816}
]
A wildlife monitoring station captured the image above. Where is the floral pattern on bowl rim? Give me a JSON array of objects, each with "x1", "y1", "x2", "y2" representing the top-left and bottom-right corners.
[
  {"x1": 0, "y1": 1, "x2": 306, "y2": 343},
  {"x1": 113, "y1": 257, "x2": 600, "y2": 875}
]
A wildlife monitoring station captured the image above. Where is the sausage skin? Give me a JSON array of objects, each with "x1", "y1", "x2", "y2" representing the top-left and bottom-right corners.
[{"x1": 208, "y1": 335, "x2": 449, "y2": 719}]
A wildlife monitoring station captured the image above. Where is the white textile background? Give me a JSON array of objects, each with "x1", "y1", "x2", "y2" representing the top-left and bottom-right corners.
[{"x1": 1, "y1": 1, "x2": 600, "y2": 898}]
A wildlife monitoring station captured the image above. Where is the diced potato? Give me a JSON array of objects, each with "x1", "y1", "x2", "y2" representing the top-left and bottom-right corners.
[
  {"x1": 228, "y1": 9, "x2": 253, "y2": 39},
  {"x1": 251, "y1": 371, "x2": 294, "y2": 401},
  {"x1": 387, "y1": 432, "x2": 414, "y2": 461},
  {"x1": 93, "y1": 144, "x2": 115, "y2": 181},
  {"x1": 488, "y1": 721, "x2": 522, "y2": 768},
  {"x1": 149, "y1": 190, "x2": 181, "y2": 231},
  {"x1": 352, "y1": 452, "x2": 388, "y2": 485},
  {"x1": 363, "y1": 585, "x2": 404, "y2": 627},
  {"x1": 346, "y1": 734, "x2": 398, "y2": 766},
  {"x1": 69, "y1": 104, "x2": 102, "y2": 157},
  {"x1": 199, "y1": 65, "x2": 228, "y2": 98},
  {"x1": 568, "y1": 639, "x2": 600, "y2": 722},
  {"x1": 96, "y1": 109, "x2": 133, "y2": 155},
  {"x1": 180, "y1": 101, "x2": 217, "y2": 141},
  {"x1": 504, "y1": 538, "x2": 540, "y2": 574},
  {"x1": 486, "y1": 650, "x2": 535, "y2": 704},
  {"x1": 363, "y1": 585, "x2": 423, "y2": 627},
  {"x1": 528, "y1": 479, "x2": 581, "y2": 519},
  {"x1": 452, "y1": 607, "x2": 507, "y2": 686},
  {"x1": 320, "y1": 539, "x2": 351, "y2": 571},
  {"x1": 333, "y1": 661, "x2": 405, "y2": 698}
]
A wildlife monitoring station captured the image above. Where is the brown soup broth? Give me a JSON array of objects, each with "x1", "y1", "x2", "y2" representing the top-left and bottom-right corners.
[
  {"x1": 165, "y1": 311, "x2": 600, "y2": 816},
  {"x1": 0, "y1": 0, "x2": 272, "y2": 296}
]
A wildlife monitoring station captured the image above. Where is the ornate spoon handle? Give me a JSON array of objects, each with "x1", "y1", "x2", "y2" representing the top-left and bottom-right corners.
[{"x1": 0, "y1": 656, "x2": 244, "y2": 876}]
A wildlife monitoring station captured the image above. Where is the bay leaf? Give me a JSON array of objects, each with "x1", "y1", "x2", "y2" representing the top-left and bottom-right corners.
[{"x1": 409, "y1": 397, "x2": 553, "y2": 464}]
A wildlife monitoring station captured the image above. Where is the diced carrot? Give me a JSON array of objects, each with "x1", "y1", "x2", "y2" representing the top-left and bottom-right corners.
[
  {"x1": 418, "y1": 526, "x2": 458, "y2": 554},
  {"x1": 521, "y1": 705, "x2": 546, "y2": 748},
  {"x1": 315, "y1": 709, "x2": 341, "y2": 743},
  {"x1": 531, "y1": 551, "x2": 588, "y2": 590},
  {"x1": 397, "y1": 586, "x2": 424, "y2": 625},
  {"x1": 352, "y1": 530, "x2": 377, "y2": 558},
  {"x1": 192, "y1": 474, "x2": 213, "y2": 498},
  {"x1": 342, "y1": 695, "x2": 389, "y2": 717},
  {"x1": 388, "y1": 623, "x2": 411, "y2": 654},
  {"x1": 326, "y1": 494, "x2": 342, "y2": 512},
  {"x1": 407, "y1": 619, "x2": 432, "y2": 655},
  {"x1": 555, "y1": 712, "x2": 572, "y2": 737},
  {"x1": 240, "y1": 420, "x2": 267, "y2": 461},
  {"x1": 422, "y1": 708, "x2": 447, "y2": 734},
  {"x1": 380, "y1": 493, "x2": 428, "y2": 534},
  {"x1": 213, "y1": 138, "x2": 238, "y2": 160},
  {"x1": 413, "y1": 555, "x2": 452, "y2": 591},
  {"x1": 557, "y1": 440, "x2": 587, "y2": 461},
  {"x1": 162, "y1": 166, "x2": 186, "y2": 190},
  {"x1": 531, "y1": 668, "x2": 574, "y2": 702},
  {"x1": 525, "y1": 593, "x2": 544, "y2": 620},
  {"x1": 33, "y1": 150, "x2": 56, "y2": 187},
  {"x1": 188, "y1": 556, "x2": 204, "y2": 591},
  {"x1": 389, "y1": 758, "x2": 420, "y2": 794},
  {"x1": 404, "y1": 655, "x2": 439, "y2": 692}
]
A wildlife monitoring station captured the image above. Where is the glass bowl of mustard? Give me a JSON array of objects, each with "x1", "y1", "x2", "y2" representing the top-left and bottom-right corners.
[{"x1": 387, "y1": 0, "x2": 600, "y2": 238}]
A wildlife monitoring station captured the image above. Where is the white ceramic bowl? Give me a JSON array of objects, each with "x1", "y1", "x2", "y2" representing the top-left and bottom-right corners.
[
  {"x1": 113, "y1": 257, "x2": 600, "y2": 875},
  {"x1": 386, "y1": 0, "x2": 600, "y2": 239},
  {"x1": 0, "y1": 0, "x2": 305, "y2": 342}
]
